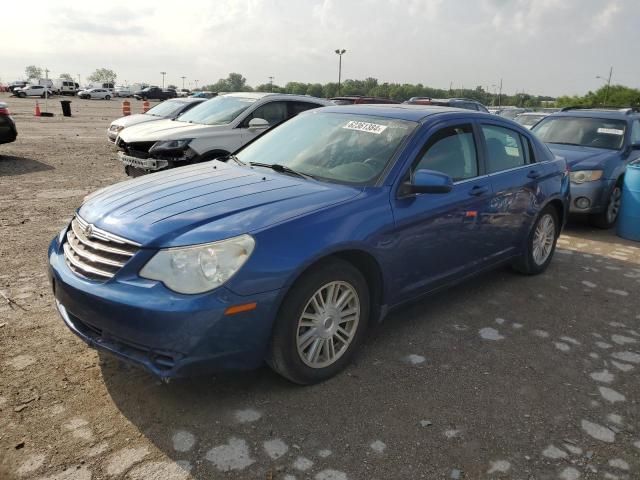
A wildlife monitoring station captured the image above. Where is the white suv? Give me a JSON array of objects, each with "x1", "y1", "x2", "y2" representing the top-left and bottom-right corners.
[{"x1": 116, "y1": 92, "x2": 332, "y2": 176}]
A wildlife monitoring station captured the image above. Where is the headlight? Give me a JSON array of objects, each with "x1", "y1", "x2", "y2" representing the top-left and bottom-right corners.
[
  {"x1": 109, "y1": 125, "x2": 124, "y2": 133},
  {"x1": 149, "y1": 139, "x2": 192, "y2": 153},
  {"x1": 139, "y1": 235, "x2": 255, "y2": 294},
  {"x1": 569, "y1": 170, "x2": 604, "y2": 184}
]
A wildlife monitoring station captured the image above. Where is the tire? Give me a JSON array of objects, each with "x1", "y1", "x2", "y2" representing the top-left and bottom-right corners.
[
  {"x1": 589, "y1": 183, "x2": 622, "y2": 229},
  {"x1": 105, "y1": 95, "x2": 111, "y2": 100},
  {"x1": 18, "y1": 92, "x2": 26, "y2": 98},
  {"x1": 267, "y1": 258, "x2": 370, "y2": 385},
  {"x1": 41, "y1": 94, "x2": 46, "y2": 98},
  {"x1": 512, "y1": 206, "x2": 559, "y2": 275}
]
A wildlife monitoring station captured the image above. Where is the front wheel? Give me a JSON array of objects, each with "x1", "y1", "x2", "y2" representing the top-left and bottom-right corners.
[
  {"x1": 589, "y1": 184, "x2": 622, "y2": 229},
  {"x1": 105, "y1": 95, "x2": 111, "y2": 100},
  {"x1": 267, "y1": 259, "x2": 369, "y2": 384},
  {"x1": 512, "y1": 206, "x2": 559, "y2": 275}
]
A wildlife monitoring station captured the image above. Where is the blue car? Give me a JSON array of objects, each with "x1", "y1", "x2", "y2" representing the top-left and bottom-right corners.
[
  {"x1": 48, "y1": 106, "x2": 569, "y2": 384},
  {"x1": 532, "y1": 107, "x2": 640, "y2": 228}
]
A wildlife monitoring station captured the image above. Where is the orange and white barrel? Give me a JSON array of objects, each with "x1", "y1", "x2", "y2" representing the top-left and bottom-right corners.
[
  {"x1": 122, "y1": 100, "x2": 131, "y2": 116},
  {"x1": 142, "y1": 100, "x2": 150, "y2": 113}
]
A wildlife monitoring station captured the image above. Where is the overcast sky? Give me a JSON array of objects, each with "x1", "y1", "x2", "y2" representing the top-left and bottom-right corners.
[{"x1": 3, "y1": 0, "x2": 638, "y2": 96}]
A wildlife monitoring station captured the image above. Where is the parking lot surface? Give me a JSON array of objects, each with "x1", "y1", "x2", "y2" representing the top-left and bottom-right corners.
[{"x1": 0, "y1": 93, "x2": 639, "y2": 480}]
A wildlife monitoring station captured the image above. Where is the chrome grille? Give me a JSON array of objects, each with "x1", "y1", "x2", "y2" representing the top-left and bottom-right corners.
[{"x1": 63, "y1": 216, "x2": 140, "y2": 281}]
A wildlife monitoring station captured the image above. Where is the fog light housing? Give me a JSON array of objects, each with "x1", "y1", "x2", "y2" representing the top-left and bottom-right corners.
[{"x1": 575, "y1": 197, "x2": 591, "y2": 209}]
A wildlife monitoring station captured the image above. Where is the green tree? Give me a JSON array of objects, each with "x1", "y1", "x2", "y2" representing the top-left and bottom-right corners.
[
  {"x1": 306, "y1": 83, "x2": 324, "y2": 98},
  {"x1": 59, "y1": 73, "x2": 74, "y2": 81},
  {"x1": 87, "y1": 68, "x2": 117, "y2": 84},
  {"x1": 25, "y1": 65, "x2": 42, "y2": 80}
]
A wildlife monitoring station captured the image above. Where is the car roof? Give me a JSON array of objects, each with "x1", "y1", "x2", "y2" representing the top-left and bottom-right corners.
[
  {"x1": 222, "y1": 92, "x2": 332, "y2": 104},
  {"x1": 517, "y1": 112, "x2": 549, "y2": 116},
  {"x1": 551, "y1": 109, "x2": 640, "y2": 120},
  {"x1": 317, "y1": 104, "x2": 490, "y2": 122}
]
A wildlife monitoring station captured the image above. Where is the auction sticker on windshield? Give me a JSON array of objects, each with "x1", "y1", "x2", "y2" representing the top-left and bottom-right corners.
[
  {"x1": 597, "y1": 128, "x2": 624, "y2": 135},
  {"x1": 343, "y1": 120, "x2": 388, "y2": 134}
]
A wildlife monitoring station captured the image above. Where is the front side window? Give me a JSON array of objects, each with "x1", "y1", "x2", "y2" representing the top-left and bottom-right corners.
[
  {"x1": 630, "y1": 120, "x2": 640, "y2": 145},
  {"x1": 244, "y1": 101, "x2": 288, "y2": 126},
  {"x1": 290, "y1": 101, "x2": 323, "y2": 116},
  {"x1": 236, "y1": 112, "x2": 416, "y2": 185},
  {"x1": 482, "y1": 125, "x2": 527, "y2": 173},
  {"x1": 532, "y1": 116, "x2": 626, "y2": 150},
  {"x1": 177, "y1": 96, "x2": 257, "y2": 125},
  {"x1": 414, "y1": 124, "x2": 478, "y2": 181}
]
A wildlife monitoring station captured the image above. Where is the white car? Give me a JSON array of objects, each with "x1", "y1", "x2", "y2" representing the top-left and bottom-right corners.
[
  {"x1": 14, "y1": 85, "x2": 54, "y2": 98},
  {"x1": 176, "y1": 88, "x2": 191, "y2": 97},
  {"x1": 107, "y1": 97, "x2": 206, "y2": 142},
  {"x1": 116, "y1": 92, "x2": 332, "y2": 176},
  {"x1": 79, "y1": 88, "x2": 112, "y2": 100},
  {"x1": 514, "y1": 112, "x2": 550, "y2": 130},
  {"x1": 114, "y1": 86, "x2": 132, "y2": 97}
]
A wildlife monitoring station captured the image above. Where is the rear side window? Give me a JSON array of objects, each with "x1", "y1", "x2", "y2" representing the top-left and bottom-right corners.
[
  {"x1": 631, "y1": 120, "x2": 640, "y2": 145},
  {"x1": 289, "y1": 101, "x2": 322, "y2": 116},
  {"x1": 414, "y1": 124, "x2": 478, "y2": 181},
  {"x1": 481, "y1": 125, "x2": 528, "y2": 173},
  {"x1": 246, "y1": 101, "x2": 287, "y2": 126}
]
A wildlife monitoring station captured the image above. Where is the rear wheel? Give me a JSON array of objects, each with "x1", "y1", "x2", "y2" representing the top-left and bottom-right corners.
[
  {"x1": 589, "y1": 183, "x2": 622, "y2": 229},
  {"x1": 267, "y1": 259, "x2": 369, "y2": 384},
  {"x1": 512, "y1": 206, "x2": 559, "y2": 275},
  {"x1": 105, "y1": 95, "x2": 111, "y2": 100}
]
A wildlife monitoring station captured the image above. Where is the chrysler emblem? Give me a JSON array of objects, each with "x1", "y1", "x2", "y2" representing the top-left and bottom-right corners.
[{"x1": 84, "y1": 224, "x2": 93, "y2": 238}]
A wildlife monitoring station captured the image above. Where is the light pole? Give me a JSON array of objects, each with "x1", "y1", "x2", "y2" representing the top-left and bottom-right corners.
[
  {"x1": 268, "y1": 76, "x2": 274, "y2": 92},
  {"x1": 194, "y1": 79, "x2": 199, "y2": 90},
  {"x1": 77, "y1": 74, "x2": 81, "y2": 87},
  {"x1": 181, "y1": 76, "x2": 186, "y2": 89},
  {"x1": 334, "y1": 49, "x2": 346, "y2": 95},
  {"x1": 160, "y1": 71, "x2": 166, "y2": 89},
  {"x1": 596, "y1": 66, "x2": 613, "y2": 105}
]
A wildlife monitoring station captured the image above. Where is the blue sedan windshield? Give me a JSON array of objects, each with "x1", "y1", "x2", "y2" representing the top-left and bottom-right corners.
[{"x1": 236, "y1": 111, "x2": 417, "y2": 185}]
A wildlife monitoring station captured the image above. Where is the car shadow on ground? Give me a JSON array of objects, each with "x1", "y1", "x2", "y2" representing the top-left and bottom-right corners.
[
  {"x1": 0, "y1": 155, "x2": 54, "y2": 176},
  {"x1": 95, "y1": 228, "x2": 639, "y2": 477}
]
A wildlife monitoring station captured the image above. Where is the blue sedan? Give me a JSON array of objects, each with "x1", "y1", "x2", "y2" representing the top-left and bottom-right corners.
[{"x1": 48, "y1": 105, "x2": 570, "y2": 384}]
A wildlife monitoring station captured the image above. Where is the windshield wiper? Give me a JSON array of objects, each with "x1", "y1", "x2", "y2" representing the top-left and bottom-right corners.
[
  {"x1": 226, "y1": 154, "x2": 246, "y2": 166},
  {"x1": 250, "y1": 162, "x2": 315, "y2": 180},
  {"x1": 547, "y1": 142, "x2": 584, "y2": 147}
]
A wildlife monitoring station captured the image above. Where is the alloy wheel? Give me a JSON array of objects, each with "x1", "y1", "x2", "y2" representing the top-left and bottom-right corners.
[
  {"x1": 296, "y1": 281, "x2": 360, "y2": 369},
  {"x1": 606, "y1": 186, "x2": 622, "y2": 224},
  {"x1": 532, "y1": 213, "x2": 556, "y2": 266}
]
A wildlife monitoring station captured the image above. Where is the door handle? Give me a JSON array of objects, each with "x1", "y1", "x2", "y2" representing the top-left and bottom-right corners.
[
  {"x1": 468, "y1": 185, "x2": 489, "y2": 196},
  {"x1": 527, "y1": 170, "x2": 542, "y2": 179}
]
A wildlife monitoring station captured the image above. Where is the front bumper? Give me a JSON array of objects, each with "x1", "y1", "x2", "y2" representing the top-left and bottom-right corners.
[
  {"x1": 118, "y1": 151, "x2": 168, "y2": 170},
  {"x1": 569, "y1": 178, "x2": 615, "y2": 214},
  {"x1": 48, "y1": 236, "x2": 281, "y2": 379}
]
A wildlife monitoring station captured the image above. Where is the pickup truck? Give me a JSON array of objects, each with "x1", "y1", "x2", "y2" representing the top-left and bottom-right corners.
[{"x1": 133, "y1": 87, "x2": 177, "y2": 101}]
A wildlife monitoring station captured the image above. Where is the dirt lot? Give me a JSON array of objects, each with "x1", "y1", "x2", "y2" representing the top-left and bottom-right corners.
[{"x1": 0, "y1": 92, "x2": 639, "y2": 480}]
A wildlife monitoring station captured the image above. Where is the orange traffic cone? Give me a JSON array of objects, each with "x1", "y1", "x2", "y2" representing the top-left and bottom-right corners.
[{"x1": 34, "y1": 101, "x2": 41, "y2": 117}]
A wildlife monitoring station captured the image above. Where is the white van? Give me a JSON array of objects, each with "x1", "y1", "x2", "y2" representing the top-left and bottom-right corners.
[{"x1": 53, "y1": 79, "x2": 78, "y2": 96}]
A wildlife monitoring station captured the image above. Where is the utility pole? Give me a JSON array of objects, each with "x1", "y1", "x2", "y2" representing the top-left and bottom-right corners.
[
  {"x1": 335, "y1": 49, "x2": 346, "y2": 95},
  {"x1": 268, "y1": 76, "x2": 274, "y2": 92},
  {"x1": 498, "y1": 78, "x2": 503, "y2": 108},
  {"x1": 181, "y1": 76, "x2": 186, "y2": 89},
  {"x1": 77, "y1": 74, "x2": 81, "y2": 87},
  {"x1": 194, "y1": 80, "x2": 199, "y2": 89},
  {"x1": 605, "y1": 66, "x2": 613, "y2": 104},
  {"x1": 160, "y1": 71, "x2": 167, "y2": 89},
  {"x1": 44, "y1": 68, "x2": 49, "y2": 113}
]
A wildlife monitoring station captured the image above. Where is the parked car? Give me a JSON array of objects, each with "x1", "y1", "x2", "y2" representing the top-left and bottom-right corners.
[
  {"x1": 90, "y1": 82, "x2": 115, "y2": 92},
  {"x1": 49, "y1": 105, "x2": 569, "y2": 384},
  {"x1": 330, "y1": 96, "x2": 400, "y2": 105},
  {"x1": 514, "y1": 112, "x2": 549, "y2": 129},
  {"x1": 532, "y1": 107, "x2": 640, "y2": 228},
  {"x1": 107, "y1": 97, "x2": 207, "y2": 142},
  {"x1": 0, "y1": 102, "x2": 18, "y2": 145},
  {"x1": 405, "y1": 97, "x2": 490, "y2": 113},
  {"x1": 114, "y1": 86, "x2": 133, "y2": 98},
  {"x1": 133, "y1": 87, "x2": 177, "y2": 101},
  {"x1": 14, "y1": 85, "x2": 54, "y2": 98},
  {"x1": 497, "y1": 108, "x2": 530, "y2": 120},
  {"x1": 53, "y1": 79, "x2": 78, "y2": 96},
  {"x1": 8, "y1": 81, "x2": 27, "y2": 93},
  {"x1": 190, "y1": 91, "x2": 217, "y2": 99},
  {"x1": 176, "y1": 88, "x2": 191, "y2": 97},
  {"x1": 116, "y1": 92, "x2": 332, "y2": 176},
  {"x1": 78, "y1": 88, "x2": 112, "y2": 100}
]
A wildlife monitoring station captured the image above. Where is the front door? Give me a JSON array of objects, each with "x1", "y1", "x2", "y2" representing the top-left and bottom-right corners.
[
  {"x1": 389, "y1": 121, "x2": 494, "y2": 301},
  {"x1": 240, "y1": 101, "x2": 288, "y2": 143}
]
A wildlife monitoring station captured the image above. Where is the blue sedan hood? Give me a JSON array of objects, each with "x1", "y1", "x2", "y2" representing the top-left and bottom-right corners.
[
  {"x1": 547, "y1": 144, "x2": 618, "y2": 171},
  {"x1": 79, "y1": 161, "x2": 361, "y2": 247}
]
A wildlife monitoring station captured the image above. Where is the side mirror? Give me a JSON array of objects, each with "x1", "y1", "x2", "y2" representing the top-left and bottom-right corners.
[
  {"x1": 248, "y1": 118, "x2": 270, "y2": 130},
  {"x1": 404, "y1": 169, "x2": 453, "y2": 194}
]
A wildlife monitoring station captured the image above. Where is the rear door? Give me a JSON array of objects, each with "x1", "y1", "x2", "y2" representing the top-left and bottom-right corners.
[
  {"x1": 388, "y1": 120, "x2": 494, "y2": 300},
  {"x1": 480, "y1": 122, "x2": 545, "y2": 255}
]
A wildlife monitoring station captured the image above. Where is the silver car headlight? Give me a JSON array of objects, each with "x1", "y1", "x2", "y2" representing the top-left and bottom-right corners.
[
  {"x1": 139, "y1": 235, "x2": 255, "y2": 294},
  {"x1": 109, "y1": 124, "x2": 125, "y2": 133},
  {"x1": 570, "y1": 170, "x2": 603, "y2": 184},
  {"x1": 149, "y1": 139, "x2": 192, "y2": 153}
]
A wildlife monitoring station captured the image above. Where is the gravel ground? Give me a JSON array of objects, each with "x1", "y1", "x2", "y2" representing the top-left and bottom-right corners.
[{"x1": 0, "y1": 92, "x2": 639, "y2": 480}]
